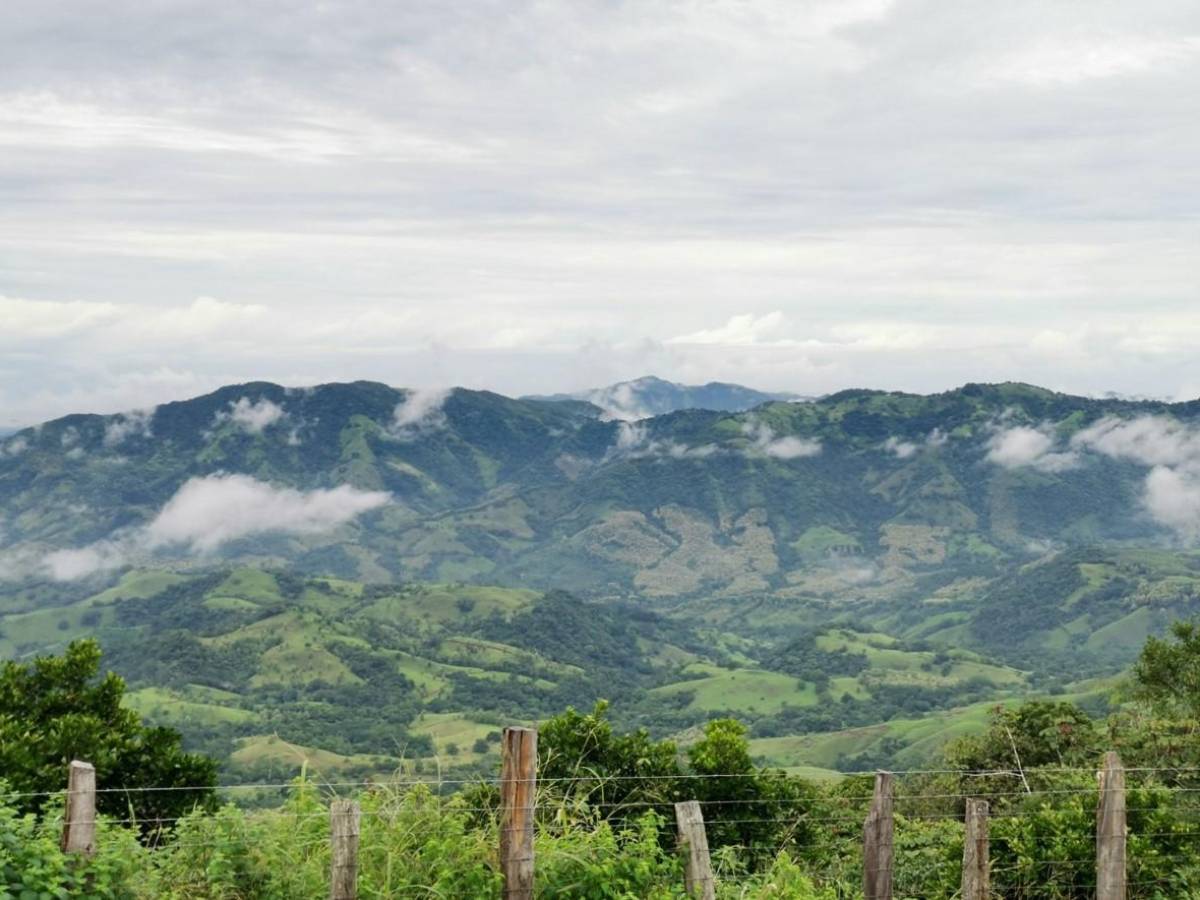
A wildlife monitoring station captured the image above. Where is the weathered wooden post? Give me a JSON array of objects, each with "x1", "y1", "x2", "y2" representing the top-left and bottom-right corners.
[
  {"x1": 863, "y1": 771, "x2": 894, "y2": 900},
  {"x1": 500, "y1": 726, "x2": 537, "y2": 900},
  {"x1": 675, "y1": 800, "x2": 716, "y2": 900},
  {"x1": 329, "y1": 799, "x2": 361, "y2": 900},
  {"x1": 1097, "y1": 751, "x2": 1126, "y2": 900},
  {"x1": 60, "y1": 760, "x2": 96, "y2": 856},
  {"x1": 961, "y1": 798, "x2": 989, "y2": 900}
]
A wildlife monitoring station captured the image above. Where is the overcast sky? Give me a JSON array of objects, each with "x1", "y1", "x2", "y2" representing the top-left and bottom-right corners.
[{"x1": 2, "y1": 0, "x2": 1199, "y2": 425}]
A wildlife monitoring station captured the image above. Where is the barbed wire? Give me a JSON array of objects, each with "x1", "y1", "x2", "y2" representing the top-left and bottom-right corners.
[{"x1": 11, "y1": 762, "x2": 1200, "y2": 801}]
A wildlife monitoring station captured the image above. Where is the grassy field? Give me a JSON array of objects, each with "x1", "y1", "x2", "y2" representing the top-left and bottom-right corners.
[
  {"x1": 651, "y1": 665, "x2": 818, "y2": 714},
  {"x1": 749, "y1": 699, "x2": 1013, "y2": 770}
]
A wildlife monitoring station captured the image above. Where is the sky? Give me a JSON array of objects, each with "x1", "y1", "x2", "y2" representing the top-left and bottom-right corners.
[{"x1": 2, "y1": 0, "x2": 1199, "y2": 426}]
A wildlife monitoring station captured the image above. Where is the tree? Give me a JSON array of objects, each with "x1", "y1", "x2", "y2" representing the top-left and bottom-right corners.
[
  {"x1": 1133, "y1": 620, "x2": 1200, "y2": 720},
  {"x1": 0, "y1": 640, "x2": 217, "y2": 830},
  {"x1": 538, "y1": 700, "x2": 682, "y2": 813},
  {"x1": 538, "y1": 705, "x2": 821, "y2": 865},
  {"x1": 941, "y1": 701, "x2": 1101, "y2": 808},
  {"x1": 1108, "y1": 620, "x2": 1200, "y2": 778},
  {"x1": 945, "y1": 701, "x2": 1100, "y2": 773},
  {"x1": 688, "y1": 718, "x2": 821, "y2": 857}
]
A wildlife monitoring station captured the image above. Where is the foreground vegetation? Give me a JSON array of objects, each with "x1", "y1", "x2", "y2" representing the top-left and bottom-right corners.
[{"x1": 7, "y1": 620, "x2": 1200, "y2": 897}]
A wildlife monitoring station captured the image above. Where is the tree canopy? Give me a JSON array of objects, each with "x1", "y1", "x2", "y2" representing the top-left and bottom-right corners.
[{"x1": 0, "y1": 639, "x2": 216, "y2": 828}]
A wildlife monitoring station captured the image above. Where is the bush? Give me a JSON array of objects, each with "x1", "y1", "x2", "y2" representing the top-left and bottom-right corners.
[{"x1": 0, "y1": 786, "x2": 148, "y2": 898}]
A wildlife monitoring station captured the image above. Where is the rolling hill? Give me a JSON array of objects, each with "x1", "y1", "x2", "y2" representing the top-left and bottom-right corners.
[{"x1": 0, "y1": 566, "x2": 1047, "y2": 779}]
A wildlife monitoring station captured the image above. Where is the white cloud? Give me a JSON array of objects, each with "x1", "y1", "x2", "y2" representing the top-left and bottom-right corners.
[
  {"x1": 607, "y1": 420, "x2": 717, "y2": 460},
  {"x1": 1072, "y1": 415, "x2": 1200, "y2": 467},
  {"x1": 42, "y1": 542, "x2": 127, "y2": 581},
  {"x1": 1143, "y1": 465, "x2": 1200, "y2": 538},
  {"x1": 215, "y1": 397, "x2": 286, "y2": 435},
  {"x1": 592, "y1": 383, "x2": 652, "y2": 421},
  {"x1": 0, "y1": 295, "x2": 122, "y2": 338},
  {"x1": 1069, "y1": 415, "x2": 1200, "y2": 537},
  {"x1": 981, "y1": 414, "x2": 1200, "y2": 537},
  {"x1": 742, "y1": 421, "x2": 822, "y2": 459},
  {"x1": 391, "y1": 388, "x2": 451, "y2": 438},
  {"x1": 663, "y1": 442, "x2": 720, "y2": 459},
  {"x1": 1, "y1": 1, "x2": 1200, "y2": 418},
  {"x1": 667, "y1": 312, "x2": 793, "y2": 347},
  {"x1": 615, "y1": 421, "x2": 648, "y2": 451},
  {"x1": 986, "y1": 425, "x2": 1079, "y2": 473},
  {"x1": 883, "y1": 436, "x2": 918, "y2": 458},
  {"x1": 37, "y1": 473, "x2": 391, "y2": 580},
  {"x1": 1, "y1": 435, "x2": 28, "y2": 456},
  {"x1": 144, "y1": 473, "x2": 390, "y2": 553},
  {"x1": 103, "y1": 408, "x2": 154, "y2": 447},
  {"x1": 990, "y1": 34, "x2": 1200, "y2": 86}
]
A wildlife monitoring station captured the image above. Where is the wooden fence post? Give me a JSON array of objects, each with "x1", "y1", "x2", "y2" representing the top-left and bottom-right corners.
[
  {"x1": 329, "y1": 799, "x2": 361, "y2": 900},
  {"x1": 60, "y1": 760, "x2": 96, "y2": 856},
  {"x1": 1097, "y1": 751, "x2": 1126, "y2": 900},
  {"x1": 500, "y1": 726, "x2": 537, "y2": 900},
  {"x1": 961, "y1": 798, "x2": 989, "y2": 900},
  {"x1": 675, "y1": 800, "x2": 716, "y2": 900},
  {"x1": 863, "y1": 770, "x2": 894, "y2": 900}
]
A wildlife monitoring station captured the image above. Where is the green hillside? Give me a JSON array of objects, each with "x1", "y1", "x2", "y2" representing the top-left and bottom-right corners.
[
  {"x1": 2, "y1": 557, "x2": 1188, "y2": 778},
  {"x1": 3, "y1": 380, "x2": 1200, "y2": 774}
]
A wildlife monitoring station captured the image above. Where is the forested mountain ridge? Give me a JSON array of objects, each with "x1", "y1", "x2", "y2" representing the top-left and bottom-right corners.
[
  {"x1": 524, "y1": 374, "x2": 806, "y2": 418},
  {"x1": 4, "y1": 379, "x2": 1200, "y2": 773},
  {"x1": 1, "y1": 379, "x2": 1196, "y2": 599}
]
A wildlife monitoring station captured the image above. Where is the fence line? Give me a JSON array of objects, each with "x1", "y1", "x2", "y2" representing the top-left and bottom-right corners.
[
  {"x1": 11, "y1": 762, "x2": 1200, "y2": 801},
  {"x1": 21, "y1": 743, "x2": 1194, "y2": 897}
]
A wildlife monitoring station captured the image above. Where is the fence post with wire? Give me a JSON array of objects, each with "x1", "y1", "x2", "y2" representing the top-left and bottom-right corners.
[
  {"x1": 60, "y1": 759, "x2": 96, "y2": 857},
  {"x1": 863, "y1": 770, "x2": 894, "y2": 900},
  {"x1": 1096, "y1": 750, "x2": 1127, "y2": 900},
  {"x1": 675, "y1": 799, "x2": 716, "y2": 900},
  {"x1": 961, "y1": 797, "x2": 989, "y2": 900},
  {"x1": 500, "y1": 725, "x2": 537, "y2": 900},
  {"x1": 329, "y1": 798, "x2": 361, "y2": 900}
]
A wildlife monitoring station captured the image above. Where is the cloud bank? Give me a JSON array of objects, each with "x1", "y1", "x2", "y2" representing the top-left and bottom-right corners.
[
  {"x1": 1072, "y1": 416, "x2": 1200, "y2": 538},
  {"x1": 145, "y1": 474, "x2": 390, "y2": 553},
  {"x1": 40, "y1": 474, "x2": 391, "y2": 579},
  {"x1": 43, "y1": 542, "x2": 127, "y2": 581},
  {"x1": 986, "y1": 414, "x2": 1200, "y2": 537},
  {"x1": 1, "y1": 1, "x2": 1199, "y2": 425},
  {"x1": 986, "y1": 425, "x2": 1079, "y2": 473}
]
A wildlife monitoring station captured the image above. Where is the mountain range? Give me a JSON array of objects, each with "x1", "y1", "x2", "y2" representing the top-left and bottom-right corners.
[
  {"x1": 524, "y1": 374, "x2": 807, "y2": 419},
  {"x1": 3, "y1": 377, "x2": 1200, "y2": 775}
]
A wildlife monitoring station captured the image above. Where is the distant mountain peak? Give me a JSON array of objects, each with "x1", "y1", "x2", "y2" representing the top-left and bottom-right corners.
[{"x1": 525, "y1": 375, "x2": 809, "y2": 419}]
